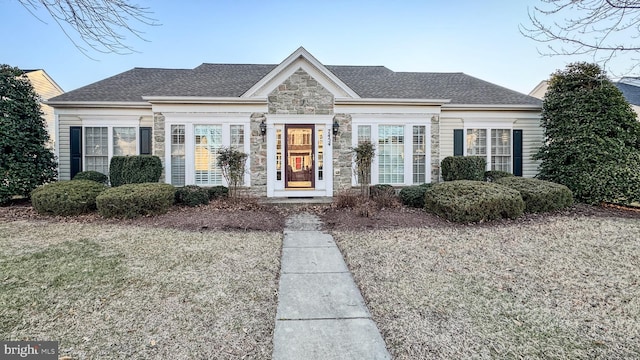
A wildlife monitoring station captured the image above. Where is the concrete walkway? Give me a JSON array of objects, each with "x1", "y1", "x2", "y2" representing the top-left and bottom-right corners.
[{"x1": 272, "y1": 212, "x2": 391, "y2": 360}]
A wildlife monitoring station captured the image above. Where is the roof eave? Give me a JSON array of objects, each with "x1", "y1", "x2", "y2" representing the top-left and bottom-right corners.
[
  {"x1": 141, "y1": 96, "x2": 267, "y2": 104},
  {"x1": 46, "y1": 101, "x2": 151, "y2": 108},
  {"x1": 442, "y1": 104, "x2": 542, "y2": 111},
  {"x1": 335, "y1": 98, "x2": 451, "y2": 106}
]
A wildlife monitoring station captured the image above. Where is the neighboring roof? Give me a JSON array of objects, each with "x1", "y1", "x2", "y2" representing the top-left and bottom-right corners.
[
  {"x1": 50, "y1": 62, "x2": 540, "y2": 105},
  {"x1": 615, "y1": 82, "x2": 640, "y2": 106}
]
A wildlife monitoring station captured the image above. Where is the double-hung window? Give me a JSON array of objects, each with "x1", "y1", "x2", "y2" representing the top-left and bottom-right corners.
[
  {"x1": 353, "y1": 120, "x2": 431, "y2": 186},
  {"x1": 465, "y1": 127, "x2": 511, "y2": 171},
  {"x1": 84, "y1": 125, "x2": 138, "y2": 175},
  {"x1": 166, "y1": 120, "x2": 250, "y2": 187}
]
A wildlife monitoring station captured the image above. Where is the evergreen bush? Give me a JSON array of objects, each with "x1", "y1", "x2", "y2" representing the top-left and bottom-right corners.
[
  {"x1": 441, "y1": 156, "x2": 487, "y2": 181},
  {"x1": 175, "y1": 185, "x2": 210, "y2": 207},
  {"x1": 96, "y1": 183, "x2": 175, "y2": 218},
  {"x1": 109, "y1": 155, "x2": 162, "y2": 187},
  {"x1": 207, "y1": 186, "x2": 229, "y2": 200},
  {"x1": 31, "y1": 180, "x2": 106, "y2": 216},
  {"x1": 424, "y1": 180, "x2": 524, "y2": 223},
  {"x1": 484, "y1": 170, "x2": 514, "y2": 182},
  {"x1": 73, "y1": 170, "x2": 109, "y2": 185},
  {"x1": 399, "y1": 183, "x2": 432, "y2": 208},
  {"x1": 496, "y1": 177, "x2": 573, "y2": 213}
]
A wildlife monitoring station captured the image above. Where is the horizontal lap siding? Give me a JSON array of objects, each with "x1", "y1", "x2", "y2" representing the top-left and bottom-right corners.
[
  {"x1": 58, "y1": 116, "x2": 81, "y2": 180},
  {"x1": 438, "y1": 118, "x2": 464, "y2": 181},
  {"x1": 514, "y1": 118, "x2": 543, "y2": 178}
]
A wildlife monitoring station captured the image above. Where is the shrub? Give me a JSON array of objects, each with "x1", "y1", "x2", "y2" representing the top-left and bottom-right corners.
[
  {"x1": 73, "y1": 170, "x2": 109, "y2": 185},
  {"x1": 334, "y1": 190, "x2": 360, "y2": 209},
  {"x1": 441, "y1": 156, "x2": 487, "y2": 181},
  {"x1": 399, "y1": 183, "x2": 432, "y2": 208},
  {"x1": 208, "y1": 185, "x2": 229, "y2": 200},
  {"x1": 352, "y1": 141, "x2": 375, "y2": 198},
  {"x1": 424, "y1": 180, "x2": 524, "y2": 223},
  {"x1": 109, "y1": 155, "x2": 162, "y2": 187},
  {"x1": 175, "y1": 185, "x2": 210, "y2": 207},
  {"x1": 369, "y1": 184, "x2": 394, "y2": 197},
  {"x1": 31, "y1": 180, "x2": 106, "y2": 216},
  {"x1": 96, "y1": 183, "x2": 175, "y2": 219},
  {"x1": 217, "y1": 147, "x2": 248, "y2": 199},
  {"x1": 484, "y1": 170, "x2": 514, "y2": 182},
  {"x1": 496, "y1": 177, "x2": 573, "y2": 213}
]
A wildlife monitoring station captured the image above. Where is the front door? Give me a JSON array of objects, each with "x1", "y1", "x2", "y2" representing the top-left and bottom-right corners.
[{"x1": 285, "y1": 125, "x2": 314, "y2": 188}]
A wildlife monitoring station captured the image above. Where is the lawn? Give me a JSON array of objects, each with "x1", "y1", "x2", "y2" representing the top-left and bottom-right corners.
[
  {"x1": 333, "y1": 216, "x2": 640, "y2": 359},
  {"x1": 0, "y1": 221, "x2": 281, "y2": 359}
]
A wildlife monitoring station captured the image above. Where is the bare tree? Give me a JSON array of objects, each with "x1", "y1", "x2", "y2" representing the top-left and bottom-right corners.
[
  {"x1": 18, "y1": 0, "x2": 158, "y2": 58},
  {"x1": 521, "y1": 0, "x2": 640, "y2": 71}
]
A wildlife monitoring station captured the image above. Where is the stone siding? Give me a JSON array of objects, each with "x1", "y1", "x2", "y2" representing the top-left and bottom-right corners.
[
  {"x1": 153, "y1": 113, "x2": 165, "y2": 183},
  {"x1": 247, "y1": 113, "x2": 268, "y2": 196},
  {"x1": 430, "y1": 115, "x2": 440, "y2": 183},
  {"x1": 332, "y1": 114, "x2": 353, "y2": 194},
  {"x1": 268, "y1": 68, "x2": 334, "y2": 115}
]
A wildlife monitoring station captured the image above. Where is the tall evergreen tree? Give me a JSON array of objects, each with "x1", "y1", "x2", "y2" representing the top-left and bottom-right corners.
[
  {"x1": 0, "y1": 65, "x2": 57, "y2": 204},
  {"x1": 534, "y1": 62, "x2": 640, "y2": 204}
]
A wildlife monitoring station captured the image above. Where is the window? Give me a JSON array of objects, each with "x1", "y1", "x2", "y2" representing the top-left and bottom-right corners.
[
  {"x1": 413, "y1": 126, "x2": 426, "y2": 183},
  {"x1": 378, "y1": 125, "x2": 404, "y2": 184},
  {"x1": 195, "y1": 125, "x2": 223, "y2": 186},
  {"x1": 171, "y1": 125, "x2": 185, "y2": 186},
  {"x1": 83, "y1": 125, "x2": 138, "y2": 175},
  {"x1": 230, "y1": 125, "x2": 244, "y2": 151},
  {"x1": 466, "y1": 128, "x2": 511, "y2": 171},
  {"x1": 358, "y1": 125, "x2": 371, "y2": 144},
  {"x1": 85, "y1": 127, "x2": 108, "y2": 174}
]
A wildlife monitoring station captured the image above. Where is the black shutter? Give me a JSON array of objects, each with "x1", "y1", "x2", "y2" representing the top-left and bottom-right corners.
[
  {"x1": 513, "y1": 130, "x2": 523, "y2": 176},
  {"x1": 70, "y1": 126, "x2": 82, "y2": 179},
  {"x1": 140, "y1": 127, "x2": 152, "y2": 155},
  {"x1": 453, "y1": 129, "x2": 464, "y2": 156}
]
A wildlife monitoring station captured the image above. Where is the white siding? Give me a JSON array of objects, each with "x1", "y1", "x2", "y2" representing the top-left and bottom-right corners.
[
  {"x1": 514, "y1": 117, "x2": 543, "y2": 178},
  {"x1": 58, "y1": 115, "x2": 81, "y2": 180}
]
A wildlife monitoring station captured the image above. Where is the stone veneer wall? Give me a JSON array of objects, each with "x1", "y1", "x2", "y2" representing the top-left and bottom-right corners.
[
  {"x1": 268, "y1": 68, "x2": 334, "y2": 115},
  {"x1": 153, "y1": 113, "x2": 166, "y2": 183},
  {"x1": 332, "y1": 114, "x2": 353, "y2": 194},
  {"x1": 247, "y1": 112, "x2": 268, "y2": 196},
  {"x1": 430, "y1": 115, "x2": 440, "y2": 182}
]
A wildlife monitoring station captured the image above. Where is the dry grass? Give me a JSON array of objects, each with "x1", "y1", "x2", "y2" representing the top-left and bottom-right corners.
[
  {"x1": 333, "y1": 217, "x2": 640, "y2": 359},
  {"x1": 0, "y1": 221, "x2": 281, "y2": 359}
]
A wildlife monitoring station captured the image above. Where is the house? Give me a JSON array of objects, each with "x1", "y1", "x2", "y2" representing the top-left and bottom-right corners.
[
  {"x1": 529, "y1": 78, "x2": 640, "y2": 119},
  {"x1": 48, "y1": 47, "x2": 542, "y2": 197},
  {"x1": 22, "y1": 69, "x2": 65, "y2": 148}
]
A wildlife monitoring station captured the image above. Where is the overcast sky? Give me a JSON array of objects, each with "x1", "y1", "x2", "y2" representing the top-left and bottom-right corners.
[{"x1": 1, "y1": 0, "x2": 632, "y2": 95}]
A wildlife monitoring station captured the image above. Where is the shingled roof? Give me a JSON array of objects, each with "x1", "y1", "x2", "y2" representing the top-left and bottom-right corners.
[
  {"x1": 615, "y1": 81, "x2": 640, "y2": 106},
  {"x1": 50, "y1": 63, "x2": 540, "y2": 105}
]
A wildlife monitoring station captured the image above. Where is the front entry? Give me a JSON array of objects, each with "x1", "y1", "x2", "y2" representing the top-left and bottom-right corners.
[{"x1": 285, "y1": 125, "x2": 314, "y2": 188}]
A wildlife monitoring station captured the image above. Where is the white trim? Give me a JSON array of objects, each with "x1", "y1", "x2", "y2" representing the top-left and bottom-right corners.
[
  {"x1": 47, "y1": 101, "x2": 151, "y2": 108},
  {"x1": 242, "y1": 47, "x2": 360, "y2": 99},
  {"x1": 142, "y1": 96, "x2": 267, "y2": 104},
  {"x1": 54, "y1": 113, "x2": 60, "y2": 163},
  {"x1": 336, "y1": 98, "x2": 450, "y2": 105},
  {"x1": 442, "y1": 104, "x2": 541, "y2": 111}
]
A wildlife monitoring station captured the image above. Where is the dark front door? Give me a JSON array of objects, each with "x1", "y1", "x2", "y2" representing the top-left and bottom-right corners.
[{"x1": 285, "y1": 125, "x2": 314, "y2": 189}]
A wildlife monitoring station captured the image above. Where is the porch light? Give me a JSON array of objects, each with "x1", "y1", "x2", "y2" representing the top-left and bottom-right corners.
[
  {"x1": 332, "y1": 120, "x2": 340, "y2": 139},
  {"x1": 260, "y1": 119, "x2": 267, "y2": 139}
]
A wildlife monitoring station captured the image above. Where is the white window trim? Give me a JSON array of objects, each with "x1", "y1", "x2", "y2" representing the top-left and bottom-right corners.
[
  {"x1": 81, "y1": 119, "x2": 140, "y2": 173},
  {"x1": 463, "y1": 122, "x2": 514, "y2": 172},
  {"x1": 164, "y1": 115, "x2": 251, "y2": 187},
  {"x1": 351, "y1": 115, "x2": 432, "y2": 186}
]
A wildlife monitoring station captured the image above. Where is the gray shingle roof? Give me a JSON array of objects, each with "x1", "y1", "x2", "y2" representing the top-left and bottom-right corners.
[
  {"x1": 615, "y1": 82, "x2": 640, "y2": 106},
  {"x1": 50, "y1": 63, "x2": 541, "y2": 106}
]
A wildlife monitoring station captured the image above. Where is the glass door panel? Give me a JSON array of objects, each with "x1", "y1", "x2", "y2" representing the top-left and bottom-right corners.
[{"x1": 285, "y1": 125, "x2": 314, "y2": 188}]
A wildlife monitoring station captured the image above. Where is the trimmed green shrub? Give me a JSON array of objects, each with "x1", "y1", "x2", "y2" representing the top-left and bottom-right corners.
[
  {"x1": 109, "y1": 155, "x2": 162, "y2": 187},
  {"x1": 496, "y1": 177, "x2": 573, "y2": 213},
  {"x1": 441, "y1": 156, "x2": 487, "y2": 181},
  {"x1": 175, "y1": 185, "x2": 210, "y2": 207},
  {"x1": 424, "y1": 180, "x2": 524, "y2": 223},
  {"x1": 484, "y1": 170, "x2": 514, "y2": 182},
  {"x1": 399, "y1": 183, "x2": 432, "y2": 208},
  {"x1": 73, "y1": 170, "x2": 109, "y2": 185},
  {"x1": 96, "y1": 183, "x2": 175, "y2": 219},
  {"x1": 207, "y1": 186, "x2": 229, "y2": 200},
  {"x1": 31, "y1": 180, "x2": 106, "y2": 216},
  {"x1": 370, "y1": 184, "x2": 394, "y2": 197}
]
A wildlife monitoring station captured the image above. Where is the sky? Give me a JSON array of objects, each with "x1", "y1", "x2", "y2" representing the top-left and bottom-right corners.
[{"x1": 0, "y1": 0, "x2": 634, "y2": 95}]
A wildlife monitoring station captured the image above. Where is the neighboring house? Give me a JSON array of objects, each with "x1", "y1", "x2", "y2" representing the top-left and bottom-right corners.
[
  {"x1": 529, "y1": 78, "x2": 640, "y2": 118},
  {"x1": 48, "y1": 47, "x2": 542, "y2": 198},
  {"x1": 22, "y1": 69, "x2": 65, "y2": 148}
]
